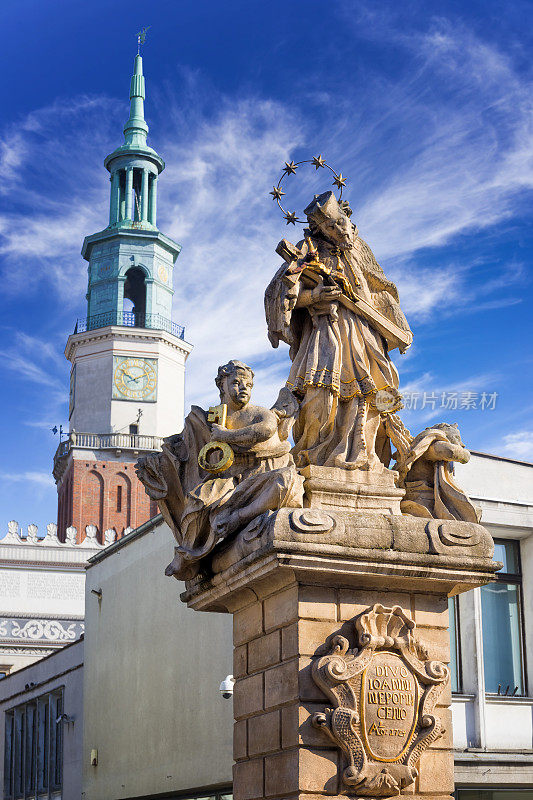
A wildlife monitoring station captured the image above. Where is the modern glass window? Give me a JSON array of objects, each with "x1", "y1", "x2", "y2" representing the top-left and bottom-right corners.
[
  {"x1": 457, "y1": 791, "x2": 533, "y2": 800},
  {"x1": 4, "y1": 689, "x2": 63, "y2": 800},
  {"x1": 480, "y1": 539, "x2": 525, "y2": 695},
  {"x1": 448, "y1": 597, "x2": 460, "y2": 692}
]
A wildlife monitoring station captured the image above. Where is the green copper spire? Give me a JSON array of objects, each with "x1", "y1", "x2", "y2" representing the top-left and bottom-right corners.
[
  {"x1": 103, "y1": 52, "x2": 165, "y2": 231},
  {"x1": 81, "y1": 46, "x2": 182, "y2": 339},
  {"x1": 124, "y1": 54, "x2": 149, "y2": 147}
]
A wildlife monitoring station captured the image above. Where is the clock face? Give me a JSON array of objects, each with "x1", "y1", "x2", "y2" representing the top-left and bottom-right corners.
[{"x1": 112, "y1": 357, "x2": 158, "y2": 402}]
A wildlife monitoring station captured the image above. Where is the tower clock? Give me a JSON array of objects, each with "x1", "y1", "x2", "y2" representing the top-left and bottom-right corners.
[{"x1": 112, "y1": 357, "x2": 158, "y2": 401}]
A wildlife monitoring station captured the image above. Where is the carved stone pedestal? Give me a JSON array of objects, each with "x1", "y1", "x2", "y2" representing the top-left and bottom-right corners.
[
  {"x1": 301, "y1": 466, "x2": 404, "y2": 515},
  {"x1": 182, "y1": 512, "x2": 498, "y2": 800}
]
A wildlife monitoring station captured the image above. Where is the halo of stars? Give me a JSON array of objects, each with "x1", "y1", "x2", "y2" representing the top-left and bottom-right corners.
[{"x1": 269, "y1": 156, "x2": 348, "y2": 225}]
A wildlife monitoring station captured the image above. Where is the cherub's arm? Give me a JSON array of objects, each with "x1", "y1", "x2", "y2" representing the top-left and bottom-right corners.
[{"x1": 211, "y1": 410, "x2": 278, "y2": 447}]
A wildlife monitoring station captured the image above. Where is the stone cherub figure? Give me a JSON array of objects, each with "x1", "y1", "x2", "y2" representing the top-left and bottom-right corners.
[
  {"x1": 394, "y1": 422, "x2": 481, "y2": 522},
  {"x1": 265, "y1": 190, "x2": 412, "y2": 472},
  {"x1": 135, "y1": 360, "x2": 303, "y2": 580}
]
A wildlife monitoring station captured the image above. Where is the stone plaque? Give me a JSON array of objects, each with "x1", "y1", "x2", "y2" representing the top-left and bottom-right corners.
[
  {"x1": 312, "y1": 604, "x2": 449, "y2": 796},
  {"x1": 360, "y1": 651, "x2": 419, "y2": 762}
]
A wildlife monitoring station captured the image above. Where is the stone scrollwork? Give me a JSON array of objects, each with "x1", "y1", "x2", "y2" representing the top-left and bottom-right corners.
[
  {"x1": 312, "y1": 604, "x2": 449, "y2": 796},
  {"x1": 426, "y1": 519, "x2": 483, "y2": 555},
  {"x1": 289, "y1": 509, "x2": 334, "y2": 533},
  {"x1": 2, "y1": 618, "x2": 84, "y2": 642}
]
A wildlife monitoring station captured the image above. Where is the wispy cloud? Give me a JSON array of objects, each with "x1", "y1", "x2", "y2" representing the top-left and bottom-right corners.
[
  {"x1": 0, "y1": 96, "x2": 120, "y2": 299},
  {"x1": 368, "y1": 57, "x2": 530, "y2": 255},
  {"x1": 398, "y1": 370, "x2": 501, "y2": 427},
  {"x1": 0, "y1": 332, "x2": 67, "y2": 432},
  {"x1": 0, "y1": 332, "x2": 64, "y2": 390},
  {"x1": 0, "y1": 17, "x2": 530, "y2": 412},
  {"x1": 330, "y1": 12, "x2": 532, "y2": 316},
  {"x1": 500, "y1": 431, "x2": 533, "y2": 461},
  {"x1": 0, "y1": 471, "x2": 55, "y2": 488},
  {"x1": 154, "y1": 93, "x2": 304, "y2": 406}
]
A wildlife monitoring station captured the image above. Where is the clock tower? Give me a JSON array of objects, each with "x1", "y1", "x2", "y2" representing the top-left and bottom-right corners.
[{"x1": 53, "y1": 53, "x2": 192, "y2": 542}]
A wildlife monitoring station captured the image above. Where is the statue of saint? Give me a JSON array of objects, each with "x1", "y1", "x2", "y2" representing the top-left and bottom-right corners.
[
  {"x1": 265, "y1": 190, "x2": 412, "y2": 471},
  {"x1": 135, "y1": 360, "x2": 303, "y2": 580}
]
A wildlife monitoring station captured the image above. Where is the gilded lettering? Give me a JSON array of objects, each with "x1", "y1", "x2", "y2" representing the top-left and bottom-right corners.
[{"x1": 368, "y1": 722, "x2": 406, "y2": 737}]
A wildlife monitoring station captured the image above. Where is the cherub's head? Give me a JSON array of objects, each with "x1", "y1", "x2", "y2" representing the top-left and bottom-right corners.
[
  {"x1": 304, "y1": 191, "x2": 357, "y2": 250},
  {"x1": 432, "y1": 422, "x2": 465, "y2": 448},
  {"x1": 215, "y1": 360, "x2": 254, "y2": 409}
]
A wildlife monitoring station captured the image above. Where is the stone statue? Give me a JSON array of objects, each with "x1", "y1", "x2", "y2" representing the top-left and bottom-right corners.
[
  {"x1": 265, "y1": 190, "x2": 412, "y2": 472},
  {"x1": 135, "y1": 360, "x2": 303, "y2": 580},
  {"x1": 137, "y1": 167, "x2": 487, "y2": 588},
  {"x1": 394, "y1": 422, "x2": 480, "y2": 522},
  {"x1": 163, "y1": 161, "x2": 499, "y2": 800}
]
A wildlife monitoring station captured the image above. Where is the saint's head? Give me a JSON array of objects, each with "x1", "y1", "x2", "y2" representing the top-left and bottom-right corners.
[
  {"x1": 304, "y1": 190, "x2": 357, "y2": 250},
  {"x1": 215, "y1": 360, "x2": 254, "y2": 409}
]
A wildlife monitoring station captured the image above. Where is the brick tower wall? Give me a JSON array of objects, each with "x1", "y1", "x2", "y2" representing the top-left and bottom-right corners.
[{"x1": 57, "y1": 458, "x2": 157, "y2": 543}]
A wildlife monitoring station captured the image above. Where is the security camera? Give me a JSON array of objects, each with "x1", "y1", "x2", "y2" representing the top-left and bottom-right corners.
[
  {"x1": 56, "y1": 713, "x2": 75, "y2": 724},
  {"x1": 219, "y1": 675, "x2": 235, "y2": 699}
]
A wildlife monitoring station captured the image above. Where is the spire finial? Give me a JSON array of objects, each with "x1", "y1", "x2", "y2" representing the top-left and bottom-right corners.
[
  {"x1": 123, "y1": 41, "x2": 149, "y2": 147},
  {"x1": 136, "y1": 26, "x2": 151, "y2": 55}
]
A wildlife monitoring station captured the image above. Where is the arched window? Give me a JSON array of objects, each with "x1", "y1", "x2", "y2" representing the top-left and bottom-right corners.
[
  {"x1": 123, "y1": 267, "x2": 147, "y2": 327},
  {"x1": 83, "y1": 470, "x2": 104, "y2": 541},
  {"x1": 110, "y1": 472, "x2": 132, "y2": 535}
]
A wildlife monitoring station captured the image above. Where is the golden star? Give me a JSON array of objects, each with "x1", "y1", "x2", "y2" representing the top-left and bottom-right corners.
[
  {"x1": 269, "y1": 186, "x2": 285, "y2": 201},
  {"x1": 311, "y1": 155, "x2": 326, "y2": 170},
  {"x1": 333, "y1": 174, "x2": 347, "y2": 189},
  {"x1": 284, "y1": 211, "x2": 298, "y2": 225},
  {"x1": 283, "y1": 160, "x2": 298, "y2": 176}
]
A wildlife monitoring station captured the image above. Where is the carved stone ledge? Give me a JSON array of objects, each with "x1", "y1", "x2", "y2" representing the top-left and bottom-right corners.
[{"x1": 182, "y1": 509, "x2": 500, "y2": 612}]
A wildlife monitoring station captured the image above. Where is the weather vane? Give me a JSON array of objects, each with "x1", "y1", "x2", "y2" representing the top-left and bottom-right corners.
[
  {"x1": 269, "y1": 156, "x2": 348, "y2": 225},
  {"x1": 136, "y1": 26, "x2": 151, "y2": 54}
]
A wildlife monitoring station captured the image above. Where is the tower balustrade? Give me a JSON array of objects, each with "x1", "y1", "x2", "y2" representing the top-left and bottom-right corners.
[{"x1": 74, "y1": 311, "x2": 185, "y2": 338}]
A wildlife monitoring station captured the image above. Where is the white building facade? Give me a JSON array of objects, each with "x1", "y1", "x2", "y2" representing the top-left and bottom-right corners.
[{"x1": 0, "y1": 522, "x2": 110, "y2": 677}]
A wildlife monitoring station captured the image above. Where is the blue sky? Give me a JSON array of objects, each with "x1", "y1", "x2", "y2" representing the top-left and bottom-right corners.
[{"x1": 0, "y1": 0, "x2": 531, "y2": 534}]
